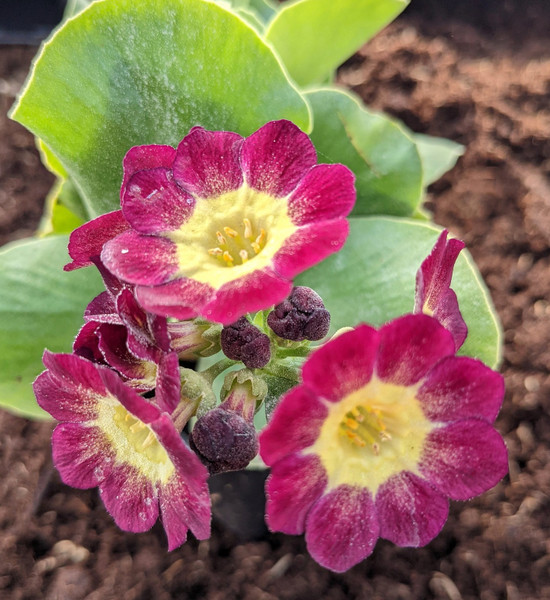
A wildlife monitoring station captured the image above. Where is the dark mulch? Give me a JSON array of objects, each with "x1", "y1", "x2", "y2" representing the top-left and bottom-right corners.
[{"x1": 1, "y1": 1, "x2": 549, "y2": 598}]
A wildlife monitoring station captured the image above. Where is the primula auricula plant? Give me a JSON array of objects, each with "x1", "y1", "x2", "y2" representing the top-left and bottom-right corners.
[{"x1": 2, "y1": 0, "x2": 508, "y2": 573}]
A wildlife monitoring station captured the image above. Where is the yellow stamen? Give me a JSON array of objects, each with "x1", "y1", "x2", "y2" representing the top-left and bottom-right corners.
[
  {"x1": 239, "y1": 249, "x2": 249, "y2": 264},
  {"x1": 243, "y1": 218, "x2": 253, "y2": 239},
  {"x1": 208, "y1": 247, "x2": 223, "y2": 256},
  {"x1": 255, "y1": 228, "x2": 266, "y2": 246},
  {"x1": 251, "y1": 242, "x2": 261, "y2": 254},
  {"x1": 223, "y1": 251, "x2": 235, "y2": 265},
  {"x1": 216, "y1": 231, "x2": 227, "y2": 245},
  {"x1": 142, "y1": 430, "x2": 157, "y2": 449},
  {"x1": 224, "y1": 226, "x2": 238, "y2": 238}
]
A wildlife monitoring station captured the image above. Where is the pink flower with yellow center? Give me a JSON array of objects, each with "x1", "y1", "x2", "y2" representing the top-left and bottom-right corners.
[
  {"x1": 99, "y1": 120, "x2": 355, "y2": 324},
  {"x1": 33, "y1": 351, "x2": 210, "y2": 550},
  {"x1": 259, "y1": 314, "x2": 508, "y2": 572}
]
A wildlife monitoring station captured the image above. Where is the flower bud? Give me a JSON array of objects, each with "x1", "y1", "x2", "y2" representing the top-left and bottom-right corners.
[
  {"x1": 267, "y1": 286, "x2": 330, "y2": 341},
  {"x1": 220, "y1": 317, "x2": 271, "y2": 369},
  {"x1": 189, "y1": 408, "x2": 258, "y2": 475},
  {"x1": 168, "y1": 319, "x2": 222, "y2": 359}
]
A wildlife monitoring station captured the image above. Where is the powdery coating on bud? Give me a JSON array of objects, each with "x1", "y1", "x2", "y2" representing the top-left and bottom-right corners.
[
  {"x1": 220, "y1": 317, "x2": 271, "y2": 368},
  {"x1": 267, "y1": 286, "x2": 330, "y2": 341},
  {"x1": 189, "y1": 408, "x2": 259, "y2": 475}
]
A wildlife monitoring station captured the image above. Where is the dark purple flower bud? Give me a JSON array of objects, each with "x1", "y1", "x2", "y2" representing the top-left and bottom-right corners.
[
  {"x1": 267, "y1": 286, "x2": 330, "y2": 341},
  {"x1": 189, "y1": 407, "x2": 259, "y2": 475},
  {"x1": 220, "y1": 317, "x2": 271, "y2": 368}
]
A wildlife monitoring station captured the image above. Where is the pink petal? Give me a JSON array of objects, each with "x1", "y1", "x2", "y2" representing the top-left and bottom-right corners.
[
  {"x1": 121, "y1": 144, "x2": 176, "y2": 198},
  {"x1": 375, "y1": 471, "x2": 449, "y2": 547},
  {"x1": 73, "y1": 321, "x2": 104, "y2": 364},
  {"x1": 287, "y1": 163, "x2": 356, "y2": 226},
  {"x1": 65, "y1": 210, "x2": 130, "y2": 271},
  {"x1": 154, "y1": 352, "x2": 181, "y2": 414},
  {"x1": 84, "y1": 290, "x2": 122, "y2": 325},
  {"x1": 418, "y1": 355, "x2": 505, "y2": 423},
  {"x1": 135, "y1": 278, "x2": 211, "y2": 320},
  {"x1": 101, "y1": 230, "x2": 179, "y2": 286},
  {"x1": 52, "y1": 423, "x2": 113, "y2": 489},
  {"x1": 34, "y1": 352, "x2": 106, "y2": 421},
  {"x1": 173, "y1": 127, "x2": 244, "y2": 197},
  {"x1": 99, "y1": 463, "x2": 160, "y2": 533},
  {"x1": 376, "y1": 314, "x2": 455, "y2": 386},
  {"x1": 122, "y1": 167, "x2": 195, "y2": 233},
  {"x1": 415, "y1": 230, "x2": 464, "y2": 313},
  {"x1": 301, "y1": 324, "x2": 379, "y2": 402},
  {"x1": 272, "y1": 219, "x2": 349, "y2": 279},
  {"x1": 241, "y1": 120, "x2": 317, "y2": 197},
  {"x1": 432, "y1": 289, "x2": 468, "y2": 350},
  {"x1": 201, "y1": 268, "x2": 292, "y2": 325},
  {"x1": 265, "y1": 453, "x2": 327, "y2": 535},
  {"x1": 305, "y1": 485, "x2": 379, "y2": 572},
  {"x1": 420, "y1": 419, "x2": 508, "y2": 501},
  {"x1": 260, "y1": 386, "x2": 328, "y2": 465},
  {"x1": 159, "y1": 471, "x2": 211, "y2": 549}
]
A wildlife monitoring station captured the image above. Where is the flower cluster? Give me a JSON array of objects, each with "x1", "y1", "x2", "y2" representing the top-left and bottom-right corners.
[{"x1": 35, "y1": 119, "x2": 507, "y2": 570}]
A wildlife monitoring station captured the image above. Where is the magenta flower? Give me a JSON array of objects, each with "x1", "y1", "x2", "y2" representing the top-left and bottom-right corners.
[
  {"x1": 33, "y1": 351, "x2": 211, "y2": 550},
  {"x1": 97, "y1": 120, "x2": 355, "y2": 324},
  {"x1": 259, "y1": 315, "x2": 507, "y2": 572},
  {"x1": 415, "y1": 230, "x2": 467, "y2": 350}
]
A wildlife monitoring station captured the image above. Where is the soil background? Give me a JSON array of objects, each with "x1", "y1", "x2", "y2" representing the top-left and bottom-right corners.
[{"x1": 1, "y1": 1, "x2": 550, "y2": 598}]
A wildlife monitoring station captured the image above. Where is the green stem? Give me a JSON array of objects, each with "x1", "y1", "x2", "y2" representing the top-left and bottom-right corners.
[{"x1": 199, "y1": 357, "x2": 238, "y2": 384}]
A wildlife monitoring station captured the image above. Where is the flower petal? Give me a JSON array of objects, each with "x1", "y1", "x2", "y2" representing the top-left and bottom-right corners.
[
  {"x1": 420, "y1": 419, "x2": 508, "y2": 501},
  {"x1": 305, "y1": 485, "x2": 379, "y2": 572},
  {"x1": 135, "y1": 278, "x2": 211, "y2": 320},
  {"x1": 99, "y1": 463, "x2": 160, "y2": 533},
  {"x1": 65, "y1": 210, "x2": 130, "y2": 271},
  {"x1": 259, "y1": 386, "x2": 328, "y2": 465},
  {"x1": 287, "y1": 163, "x2": 356, "y2": 226},
  {"x1": 121, "y1": 144, "x2": 176, "y2": 198},
  {"x1": 122, "y1": 168, "x2": 195, "y2": 233},
  {"x1": 154, "y1": 352, "x2": 181, "y2": 414},
  {"x1": 375, "y1": 471, "x2": 449, "y2": 547},
  {"x1": 73, "y1": 321, "x2": 104, "y2": 363},
  {"x1": 376, "y1": 314, "x2": 456, "y2": 386},
  {"x1": 173, "y1": 127, "x2": 244, "y2": 197},
  {"x1": 418, "y1": 355, "x2": 504, "y2": 423},
  {"x1": 432, "y1": 289, "x2": 468, "y2": 350},
  {"x1": 301, "y1": 324, "x2": 379, "y2": 402},
  {"x1": 265, "y1": 453, "x2": 327, "y2": 535},
  {"x1": 201, "y1": 268, "x2": 292, "y2": 325},
  {"x1": 101, "y1": 230, "x2": 179, "y2": 286},
  {"x1": 52, "y1": 423, "x2": 113, "y2": 489},
  {"x1": 84, "y1": 291, "x2": 121, "y2": 325},
  {"x1": 34, "y1": 351, "x2": 106, "y2": 421},
  {"x1": 272, "y1": 219, "x2": 349, "y2": 279},
  {"x1": 241, "y1": 120, "x2": 316, "y2": 196}
]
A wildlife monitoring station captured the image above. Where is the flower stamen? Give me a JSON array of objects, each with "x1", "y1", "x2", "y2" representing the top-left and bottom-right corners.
[
  {"x1": 216, "y1": 231, "x2": 227, "y2": 245},
  {"x1": 223, "y1": 251, "x2": 235, "y2": 265},
  {"x1": 340, "y1": 405, "x2": 391, "y2": 454},
  {"x1": 243, "y1": 218, "x2": 253, "y2": 239},
  {"x1": 224, "y1": 226, "x2": 238, "y2": 238}
]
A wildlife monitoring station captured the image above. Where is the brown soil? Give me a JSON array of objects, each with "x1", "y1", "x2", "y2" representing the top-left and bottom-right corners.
[{"x1": 1, "y1": 1, "x2": 550, "y2": 598}]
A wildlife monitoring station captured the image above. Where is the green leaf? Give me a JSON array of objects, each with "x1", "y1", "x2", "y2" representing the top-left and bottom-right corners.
[
  {"x1": 11, "y1": 0, "x2": 311, "y2": 218},
  {"x1": 296, "y1": 217, "x2": 502, "y2": 368},
  {"x1": 306, "y1": 88, "x2": 423, "y2": 216},
  {"x1": 0, "y1": 236, "x2": 103, "y2": 419},
  {"x1": 414, "y1": 133, "x2": 464, "y2": 186},
  {"x1": 265, "y1": 0, "x2": 409, "y2": 87}
]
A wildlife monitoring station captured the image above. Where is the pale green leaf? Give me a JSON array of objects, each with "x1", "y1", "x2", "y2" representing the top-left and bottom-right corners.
[
  {"x1": 0, "y1": 236, "x2": 103, "y2": 419},
  {"x1": 414, "y1": 133, "x2": 464, "y2": 186},
  {"x1": 265, "y1": 0, "x2": 409, "y2": 86},
  {"x1": 11, "y1": 0, "x2": 310, "y2": 217},
  {"x1": 306, "y1": 88, "x2": 423, "y2": 216},
  {"x1": 297, "y1": 217, "x2": 502, "y2": 368}
]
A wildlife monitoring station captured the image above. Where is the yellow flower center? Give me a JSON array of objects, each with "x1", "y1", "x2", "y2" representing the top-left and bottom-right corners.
[
  {"x1": 309, "y1": 377, "x2": 436, "y2": 494},
  {"x1": 167, "y1": 186, "x2": 296, "y2": 287},
  {"x1": 207, "y1": 218, "x2": 267, "y2": 267},
  {"x1": 96, "y1": 398, "x2": 175, "y2": 484}
]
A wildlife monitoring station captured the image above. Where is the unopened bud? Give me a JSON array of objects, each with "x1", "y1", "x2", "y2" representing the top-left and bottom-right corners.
[
  {"x1": 267, "y1": 286, "x2": 330, "y2": 341},
  {"x1": 220, "y1": 369, "x2": 268, "y2": 422},
  {"x1": 189, "y1": 407, "x2": 258, "y2": 475},
  {"x1": 220, "y1": 317, "x2": 271, "y2": 368},
  {"x1": 168, "y1": 319, "x2": 222, "y2": 359}
]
